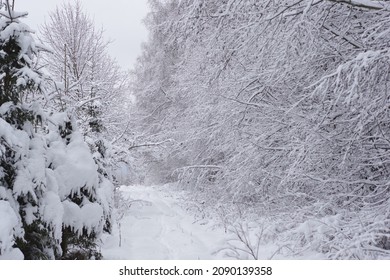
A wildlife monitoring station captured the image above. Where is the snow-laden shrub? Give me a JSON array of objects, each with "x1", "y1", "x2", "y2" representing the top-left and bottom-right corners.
[{"x1": 0, "y1": 103, "x2": 113, "y2": 259}]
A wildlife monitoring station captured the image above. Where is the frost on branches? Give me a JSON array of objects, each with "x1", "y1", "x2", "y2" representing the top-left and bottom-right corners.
[
  {"x1": 0, "y1": 2, "x2": 113, "y2": 260},
  {"x1": 39, "y1": 0, "x2": 132, "y2": 187},
  {"x1": 132, "y1": 0, "x2": 390, "y2": 259}
]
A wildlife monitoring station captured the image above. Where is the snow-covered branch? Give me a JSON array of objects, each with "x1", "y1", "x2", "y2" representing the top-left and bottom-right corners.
[
  {"x1": 128, "y1": 139, "x2": 173, "y2": 150},
  {"x1": 328, "y1": 0, "x2": 390, "y2": 10}
]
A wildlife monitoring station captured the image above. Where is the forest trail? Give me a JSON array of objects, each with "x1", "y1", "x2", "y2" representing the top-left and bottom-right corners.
[{"x1": 101, "y1": 185, "x2": 227, "y2": 259}]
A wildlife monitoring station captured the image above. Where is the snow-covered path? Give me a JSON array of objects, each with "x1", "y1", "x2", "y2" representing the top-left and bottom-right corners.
[{"x1": 101, "y1": 185, "x2": 227, "y2": 259}]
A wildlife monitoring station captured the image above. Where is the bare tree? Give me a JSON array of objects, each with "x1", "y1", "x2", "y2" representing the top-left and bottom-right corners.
[{"x1": 39, "y1": 0, "x2": 129, "y2": 137}]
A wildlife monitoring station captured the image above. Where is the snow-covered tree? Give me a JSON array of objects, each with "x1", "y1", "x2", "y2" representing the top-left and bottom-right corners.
[
  {"x1": 132, "y1": 0, "x2": 390, "y2": 259},
  {"x1": 39, "y1": 0, "x2": 129, "y2": 137},
  {"x1": 0, "y1": 1, "x2": 113, "y2": 259},
  {"x1": 39, "y1": 0, "x2": 133, "y2": 187}
]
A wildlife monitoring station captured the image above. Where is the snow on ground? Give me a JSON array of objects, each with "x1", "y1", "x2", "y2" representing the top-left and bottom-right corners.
[
  {"x1": 101, "y1": 184, "x2": 325, "y2": 260},
  {"x1": 101, "y1": 185, "x2": 229, "y2": 260}
]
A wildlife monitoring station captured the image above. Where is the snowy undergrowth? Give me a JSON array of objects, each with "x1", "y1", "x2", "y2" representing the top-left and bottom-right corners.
[
  {"x1": 171, "y1": 183, "x2": 387, "y2": 260},
  {"x1": 102, "y1": 184, "x2": 328, "y2": 260},
  {"x1": 102, "y1": 183, "x2": 388, "y2": 260},
  {"x1": 211, "y1": 203, "x2": 390, "y2": 260}
]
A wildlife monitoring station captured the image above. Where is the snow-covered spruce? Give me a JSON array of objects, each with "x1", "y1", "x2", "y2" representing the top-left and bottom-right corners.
[{"x1": 0, "y1": 2, "x2": 113, "y2": 260}]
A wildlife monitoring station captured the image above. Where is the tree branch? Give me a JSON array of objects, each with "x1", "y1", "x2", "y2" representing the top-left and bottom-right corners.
[
  {"x1": 328, "y1": 0, "x2": 390, "y2": 10},
  {"x1": 111, "y1": 120, "x2": 131, "y2": 145},
  {"x1": 128, "y1": 139, "x2": 173, "y2": 150},
  {"x1": 321, "y1": 23, "x2": 364, "y2": 49}
]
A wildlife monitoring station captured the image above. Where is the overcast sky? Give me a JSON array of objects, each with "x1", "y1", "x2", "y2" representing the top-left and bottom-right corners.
[{"x1": 17, "y1": 0, "x2": 150, "y2": 70}]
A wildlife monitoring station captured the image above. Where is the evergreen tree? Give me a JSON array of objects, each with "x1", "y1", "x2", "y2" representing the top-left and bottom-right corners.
[
  {"x1": 0, "y1": 1, "x2": 113, "y2": 260},
  {"x1": 0, "y1": 0, "x2": 52, "y2": 259}
]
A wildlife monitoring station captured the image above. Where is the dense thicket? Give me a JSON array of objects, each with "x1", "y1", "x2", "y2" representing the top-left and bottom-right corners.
[{"x1": 132, "y1": 0, "x2": 390, "y2": 259}]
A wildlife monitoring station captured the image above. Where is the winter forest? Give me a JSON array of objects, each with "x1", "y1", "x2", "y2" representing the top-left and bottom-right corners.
[{"x1": 1, "y1": 0, "x2": 390, "y2": 260}]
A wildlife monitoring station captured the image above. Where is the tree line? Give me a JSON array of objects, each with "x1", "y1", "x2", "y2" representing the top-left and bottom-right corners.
[{"x1": 131, "y1": 0, "x2": 390, "y2": 259}]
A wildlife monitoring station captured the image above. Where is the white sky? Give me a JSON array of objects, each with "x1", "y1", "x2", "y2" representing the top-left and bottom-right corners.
[{"x1": 17, "y1": 0, "x2": 150, "y2": 70}]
